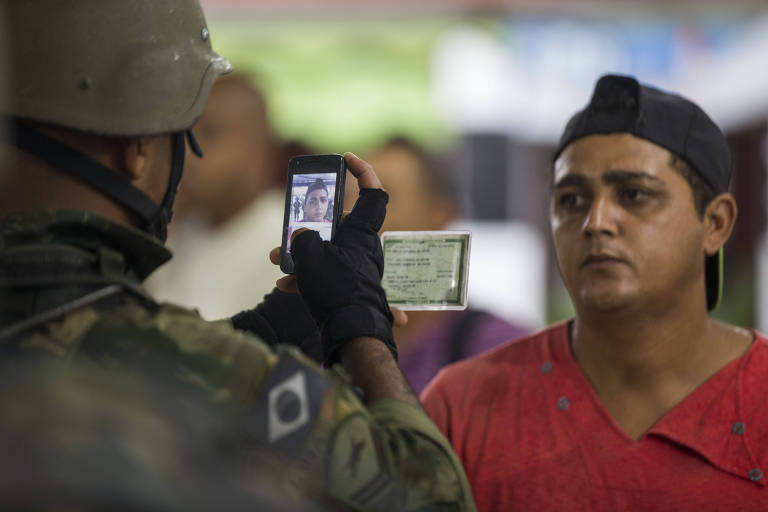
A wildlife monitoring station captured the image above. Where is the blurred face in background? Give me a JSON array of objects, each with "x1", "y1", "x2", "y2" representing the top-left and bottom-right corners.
[
  {"x1": 176, "y1": 75, "x2": 278, "y2": 226},
  {"x1": 351, "y1": 143, "x2": 456, "y2": 232},
  {"x1": 304, "y1": 188, "x2": 329, "y2": 221}
]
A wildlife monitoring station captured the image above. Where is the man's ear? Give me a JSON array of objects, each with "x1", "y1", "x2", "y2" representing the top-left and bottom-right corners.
[
  {"x1": 702, "y1": 193, "x2": 738, "y2": 256},
  {"x1": 122, "y1": 137, "x2": 149, "y2": 183}
]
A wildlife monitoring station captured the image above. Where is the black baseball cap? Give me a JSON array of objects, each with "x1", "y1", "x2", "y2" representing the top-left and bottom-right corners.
[
  {"x1": 554, "y1": 74, "x2": 731, "y2": 311},
  {"x1": 305, "y1": 178, "x2": 328, "y2": 198}
]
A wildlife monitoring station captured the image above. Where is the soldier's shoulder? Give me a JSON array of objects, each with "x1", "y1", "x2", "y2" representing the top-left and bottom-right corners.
[
  {"x1": 74, "y1": 298, "x2": 279, "y2": 402},
  {"x1": 87, "y1": 298, "x2": 271, "y2": 352}
]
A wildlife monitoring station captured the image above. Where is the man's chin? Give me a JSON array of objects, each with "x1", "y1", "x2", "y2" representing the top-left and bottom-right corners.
[{"x1": 576, "y1": 287, "x2": 636, "y2": 313}]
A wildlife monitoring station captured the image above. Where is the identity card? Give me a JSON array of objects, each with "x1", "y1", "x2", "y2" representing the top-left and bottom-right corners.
[{"x1": 381, "y1": 231, "x2": 471, "y2": 310}]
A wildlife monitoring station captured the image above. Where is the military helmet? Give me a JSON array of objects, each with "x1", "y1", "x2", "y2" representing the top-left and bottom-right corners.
[{"x1": 4, "y1": 0, "x2": 231, "y2": 136}]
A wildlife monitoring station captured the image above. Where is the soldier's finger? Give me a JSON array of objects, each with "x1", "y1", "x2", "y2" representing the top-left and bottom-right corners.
[
  {"x1": 276, "y1": 275, "x2": 298, "y2": 293},
  {"x1": 290, "y1": 227, "x2": 309, "y2": 244},
  {"x1": 344, "y1": 152, "x2": 383, "y2": 190},
  {"x1": 269, "y1": 246, "x2": 281, "y2": 265},
  {"x1": 391, "y1": 307, "x2": 409, "y2": 327}
]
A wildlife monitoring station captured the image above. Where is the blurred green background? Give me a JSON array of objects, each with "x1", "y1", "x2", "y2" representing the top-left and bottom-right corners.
[{"x1": 208, "y1": 17, "x2": 467, "y2": 153}]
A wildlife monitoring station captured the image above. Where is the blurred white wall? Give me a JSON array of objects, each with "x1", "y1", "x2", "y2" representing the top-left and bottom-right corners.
[{"x1": 432, "y1": 12, "x2": 768, "y2": 144}]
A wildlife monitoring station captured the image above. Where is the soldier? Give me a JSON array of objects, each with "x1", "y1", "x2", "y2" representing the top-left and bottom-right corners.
[{"x1": 0, "y1": 1, "x2": 475, "y2": 510}]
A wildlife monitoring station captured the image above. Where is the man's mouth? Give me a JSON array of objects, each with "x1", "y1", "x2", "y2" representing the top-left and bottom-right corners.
[{"x1": 581, "y1": 253, "x2": 625, "y2": 269}]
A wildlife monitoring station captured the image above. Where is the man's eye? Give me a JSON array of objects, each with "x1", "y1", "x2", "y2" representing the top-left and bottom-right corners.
[
  {"x1": 558, "y1": 193, "x2": 582, "y2": 208},
  {"x1": 620, "y1": 188, "x2": 649, "y2": 201}
]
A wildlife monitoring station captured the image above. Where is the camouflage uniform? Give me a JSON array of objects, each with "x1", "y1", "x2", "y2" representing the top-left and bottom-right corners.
[
  {"x1": 0, "y1": 209, "x2": 475, "y2": 511},
  {"x1": 0, "y1": 359, "x2": 302, "y2": 511}
]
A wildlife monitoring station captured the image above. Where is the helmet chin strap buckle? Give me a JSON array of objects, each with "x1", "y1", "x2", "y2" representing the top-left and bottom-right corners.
[{"x1": 186, "y1": 129, "x2": 203, "y2": 158}]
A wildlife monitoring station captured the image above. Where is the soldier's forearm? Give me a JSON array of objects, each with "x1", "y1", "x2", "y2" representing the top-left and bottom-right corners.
[{"x1": 338, "y1": 336, "x2": 421, "y2": 407}]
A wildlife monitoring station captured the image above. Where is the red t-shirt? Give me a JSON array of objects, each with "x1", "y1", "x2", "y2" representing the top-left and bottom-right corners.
[{"x1": 422, "y1": 321, "x2": 768, "y2": 511}]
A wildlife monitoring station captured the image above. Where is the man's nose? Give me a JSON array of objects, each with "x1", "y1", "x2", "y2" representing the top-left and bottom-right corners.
[{"x1": 583, "y1": 194, "x2": 618, "y2": 237}]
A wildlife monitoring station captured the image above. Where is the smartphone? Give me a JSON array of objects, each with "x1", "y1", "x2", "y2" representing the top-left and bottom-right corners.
[{"x1": 280, "y1": 154, "x2": 347, "y2": 274}]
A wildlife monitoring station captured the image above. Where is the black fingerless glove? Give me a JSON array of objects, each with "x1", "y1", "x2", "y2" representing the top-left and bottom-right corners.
[
  {"x1": 231, "y1": 288, "x2": 323, "y2": 363},
  {"x1": 290, "y1": 188, "x2": 396, "y2": 366}
]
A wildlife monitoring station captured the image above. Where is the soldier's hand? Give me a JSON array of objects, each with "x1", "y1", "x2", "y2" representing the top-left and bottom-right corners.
[
  {"x1": 271, "y1": 153, "x2": 398, "y2": 366},
  {"x1": 269, "y1": 246, "x2": 408, "y2": 328}
]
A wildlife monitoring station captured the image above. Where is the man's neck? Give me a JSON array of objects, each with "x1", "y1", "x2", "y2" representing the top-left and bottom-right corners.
[{"x1": 570, "y1": 298, "x2": 752, "y2": 439}]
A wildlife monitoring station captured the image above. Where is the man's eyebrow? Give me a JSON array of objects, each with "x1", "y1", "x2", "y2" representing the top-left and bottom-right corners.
[
  {"x1": 602, "y1": 170, "x2": 663, "y2": 185},
  {"x1": 552, "y1": 170, "x2": 663, "y2": 190},
  {"x1": 553, "y1": 174, "x2": 587, "y2": 190}
]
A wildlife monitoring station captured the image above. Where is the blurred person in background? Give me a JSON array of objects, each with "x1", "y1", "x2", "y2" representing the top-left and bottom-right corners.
[
  {"x1": 294, "y1": 194, "x2": 302, "y2": 221},
  {"x1": 349, "y1": 137, "x2": 528, "y2": 393},
  {"x1": 0, "y1": 1, "x2": 475, "y2": 510},
  {"x1": 280, "y1": 138, "x2": 318, "y2": 184},
  {"x1": 422, "y1": 74, "x2": 768, "y2": 511},
  {"x1": 145, "y1": 73, "x2": 286, "y2": 320}
]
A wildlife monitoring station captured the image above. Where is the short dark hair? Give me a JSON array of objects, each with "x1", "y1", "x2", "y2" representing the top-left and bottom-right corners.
[
  {"x1": 304, "y1": 178, "x2": 328, "y2": 206},
  {"x1": 669, "y1": 154, "x2": 716, "y2": 218}
]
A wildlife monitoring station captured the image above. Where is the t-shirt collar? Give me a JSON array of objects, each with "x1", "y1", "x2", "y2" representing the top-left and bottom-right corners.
[{"x1": 557, "y1": 321, "x2": 766, "y2": 487}]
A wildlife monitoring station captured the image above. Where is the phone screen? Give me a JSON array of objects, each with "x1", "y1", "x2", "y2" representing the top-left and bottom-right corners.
[
  {"x1": 286, "y1": 172, "x2": 338, "y2": 250},
  {"x1": 280, "y1": 154, "x2": 346, "y2": 274}
]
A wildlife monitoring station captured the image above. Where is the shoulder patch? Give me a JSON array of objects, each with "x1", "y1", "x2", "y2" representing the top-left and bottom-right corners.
[
  {"x1": 326, "y1": 413, "x2": 398, "y2": 510},
  {"x1": 247, "y1": 348, "x2": 331, "y2": 458}
]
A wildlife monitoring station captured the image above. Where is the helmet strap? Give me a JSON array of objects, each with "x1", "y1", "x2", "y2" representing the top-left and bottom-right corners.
[
  {"x1": 146, "y1": 131, "x2": 186, "y2": 241},
  {"x1": 7, "y1": 119, "x2": 192, "y2": 242}
]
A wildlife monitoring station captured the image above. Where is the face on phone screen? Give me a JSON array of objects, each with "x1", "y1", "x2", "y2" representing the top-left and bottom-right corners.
[{"x1": 286, "y1": 172, "x2": 337, "y2": 250}]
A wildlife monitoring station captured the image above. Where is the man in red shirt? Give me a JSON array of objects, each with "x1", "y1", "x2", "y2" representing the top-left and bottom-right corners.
[{"x1": 422, "y1": 74, "x2": 768, "y2": 511}]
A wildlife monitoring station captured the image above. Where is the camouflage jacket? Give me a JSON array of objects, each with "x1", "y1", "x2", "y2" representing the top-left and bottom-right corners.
[{"x1": 0, "y1": 210, "x2": 475, "y2": 511}]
